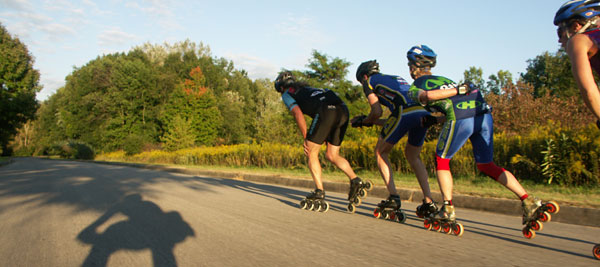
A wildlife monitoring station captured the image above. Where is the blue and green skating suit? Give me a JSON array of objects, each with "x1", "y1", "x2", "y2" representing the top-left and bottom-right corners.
[
  {"x1": 363, "y1": 73, "x2": 429, "y2": 146},
  {"x1": 408, "y1": 75, "x2": 495, "y2": 163}
]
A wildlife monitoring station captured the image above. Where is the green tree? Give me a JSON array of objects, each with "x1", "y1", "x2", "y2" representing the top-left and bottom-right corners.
[
  {"x1": 487, "y1": 70, "x2": 513, "y2": 95},
  {"x1": 162, "y1": 66, "x2": 222, "y2": 146},
  {"x1": 463, "y1": 66, "x2": 486, "y2": 93},
  {"x1": 160, "y1": 115, "x2": 195, "y2": 151},
  {"x1": 520, "y1": 50, "x2": 578, "y2": 98},
  {"x1": 0, "y1": 23, "x2": 41, "y2": 155}
]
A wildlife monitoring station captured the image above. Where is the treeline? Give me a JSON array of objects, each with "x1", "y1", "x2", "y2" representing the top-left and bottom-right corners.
[{"x1": 8, "y1": 38, "x2": 599, "y2": 185}]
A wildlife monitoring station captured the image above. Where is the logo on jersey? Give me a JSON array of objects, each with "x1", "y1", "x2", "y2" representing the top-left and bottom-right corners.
[
  {"x1": 455, "y1": 100, "x2": 482, "y2": 110},
  {"x1": 310, "y1": 91, "x2": 324, "y2": 97},
  {"x1": 423, "y1": 77, "x2": 456, "y2": 90}
]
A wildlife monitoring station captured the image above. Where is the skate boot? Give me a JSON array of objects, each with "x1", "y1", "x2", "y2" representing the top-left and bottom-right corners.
[
  {"x1": 373, "y1": 195, "x2": 406, "y2": 223},
  {"x1": 299, "y1": 189, "x2": 329, "y2": 212},
  {"x1": 425, "y1": 201, "x2": 464, "y2": 237},
  {"x1": 416, "y1": 200, "x2": 438, "y2": 218},
  {"x1": 346, "y1": 177, "x2": 374, "y2": 213},
  {"x1": 521, "y1": 195, "x2": 560, "y2": 239}
]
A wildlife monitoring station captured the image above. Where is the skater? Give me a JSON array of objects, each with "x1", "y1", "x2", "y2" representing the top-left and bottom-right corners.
[
  {"x1": 554, "y1": 0, "x2": 600, "y2": 254},
  {"x1": 405, "y1": 45, "x2": 559, "y2": 237},
  {"x1": 554, "y1": 0, "x2": 600, "y2": 130},
  {"x1": 274, "y1": 71, "x2": 371, "y2": 213},
  {"x1": 352, "y1": 60, "x2": 438, "y2": 223}
]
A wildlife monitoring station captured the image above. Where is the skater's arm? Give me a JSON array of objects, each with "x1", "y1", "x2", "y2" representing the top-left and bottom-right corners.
[
  {"x1": 568, "y1": 34, "x2": 600, "y2": 121},
  {"x1": 290, "y1": 105, "x2": 308, "y2": 138},
  {"x1": 364, "y1": 93, "x2": 383, "y2": 125}
]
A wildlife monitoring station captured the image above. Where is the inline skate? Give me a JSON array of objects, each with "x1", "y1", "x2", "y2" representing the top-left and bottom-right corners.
[
  {"x1": 373, "y1": 195, "x2": 406, "y2": 223},
  {"x1": 347, "y1": 177, "x2": 374, "y2": 213},
  {"x1": 594, "y1": 244, "x2": 600, "y2": 260},
  {"x1": 416, "y1": 200, "x2": 438, "y2": 218},
  {"x1": 423, "y1": 202, "x2": 464, "y2": 237},
  {"x1": 521, "y1": 196, "x2": 560, "y2": 239},
  {"x1": 299, "y1": 189, "x2": 329, "y2": 212}
]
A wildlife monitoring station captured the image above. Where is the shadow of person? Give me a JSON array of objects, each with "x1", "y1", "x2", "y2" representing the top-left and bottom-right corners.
[{"x1": 77, "y1": 194, "x2": 195, "y2": 267}]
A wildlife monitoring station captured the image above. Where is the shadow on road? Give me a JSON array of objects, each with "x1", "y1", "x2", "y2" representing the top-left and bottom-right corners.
[{"x1": 77, "y1": 194, "x2": 195, "y2": 267}]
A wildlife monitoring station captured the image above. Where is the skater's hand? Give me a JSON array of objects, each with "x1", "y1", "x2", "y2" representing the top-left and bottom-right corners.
[
  {"x1": 351, "y1": 115, "x2": 373, "y2": 128},
  {"x1": 421, "y1": 115, "x2": 438, "y2": 128},
  {"x1": 456, "y1": 82, "x2": 477, "y2": 95}
]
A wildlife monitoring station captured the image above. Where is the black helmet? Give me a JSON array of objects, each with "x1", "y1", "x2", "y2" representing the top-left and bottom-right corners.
[
  {"x1": 274, "y1": 71, "x2": 295, "y2": 93},
  {"x1": 407, "y1": 45, "x2": 437, "y2": 68},
  {"x1": 356, "y1": 60, "x2": 380, "y2": 82}
]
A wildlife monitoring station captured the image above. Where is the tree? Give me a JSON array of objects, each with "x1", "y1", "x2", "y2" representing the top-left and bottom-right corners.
[
  {"x1": 161, "y1": 66, "x2": 222, "y2": 146},
  {"x1": 487, "y1": 70, "x2": 513, "y2": 95},
  {"x1": 520, "y1": 50, "x2": 578, "y2": 98},
  {"x1": 0, "y1": 23, "x2": 41, "y2": 155},
  {"x1": 463, "y1": 66, "x2": 486, "y2": 93}
]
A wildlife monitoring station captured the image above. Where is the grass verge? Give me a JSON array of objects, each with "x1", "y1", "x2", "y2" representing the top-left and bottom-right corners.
[{"x1": 98, "y1": 160, "x2": 600, "y2": 209}]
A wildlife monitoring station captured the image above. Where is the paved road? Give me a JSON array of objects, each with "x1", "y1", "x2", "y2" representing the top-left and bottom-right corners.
[{"x1": 0, "y1": 158, "x2": 598, "y2": 266}]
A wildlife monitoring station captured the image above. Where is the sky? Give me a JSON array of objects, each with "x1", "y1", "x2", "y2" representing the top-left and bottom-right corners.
[{"x1": 1, "y1": 0, "x2": 569, "y2": 101}]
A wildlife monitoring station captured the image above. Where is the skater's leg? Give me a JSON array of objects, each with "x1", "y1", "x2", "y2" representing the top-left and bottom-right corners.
[
  {"x1": 305, "y1": 140, "x2": 324, "y2": 190},
  {"x1": 405, "y1": 143, "x2": 433, "y2": 203},
  {"x1": 477, "y1": 162, "x2": 528, "y2": 198},
  {"x1": 324, "y1": 143, "x2": 357, "y2": 180},
  {"x1": 375, "y1": 138, "x2": 398, "y2": 195}
]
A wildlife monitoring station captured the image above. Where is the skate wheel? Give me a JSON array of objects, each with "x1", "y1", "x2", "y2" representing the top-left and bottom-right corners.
[
  {"x1": 358, "y1": 188, "x2": 367, "y2": 198},
  {"x1": 538, "y1": 211, "x2": 551, "y2": 222},
  {"x1": 522, "y1": 227, "x2": 536, "y2": 239},
  {"x1": 347, "y1": 203, "x2": 356, "y2": 213},
  {"x1": 593, "y1": 244, "x2": 600, "y2": 260},
  {"x1": 308, "y1": 202, "x2": 315, "y2": 211},
  {"x1": 530, "y1": 220, "x2": 543, "y2": 231},
  {"x1": 384, "y1": 211, "x2": 392, "y2": 220},
  {"x1": 396, "y1": 211, "x2": 406, "y2": 224},
  {"x1": 452, "y1": 223, "x2": 464, "y2": 237},
  {"x1": 424, "y1": 218, "x2": 433, "y2": 231},
  {"x1": 320, "y1": 202, "x2": 329, "y2": 212},
  {"x1": 365, "y1": 180, "x2": 373, "y2": 191},
  {"x1": 432, "y1": 220, "x2": 441, "y2": 232},
  {"x1": 353, "y1": 197, "x2": 362, "y2": 206},
  {"x1": 299, "y1": 200, "x2": 308, "y2": 210},
  {"x1": 545, "y1": 201, "x2": 560, "y2": 214},
  {"x1": 373, "y1": 208, "x2": 382, "y2": 219},
  {"x1": 441, "y1": 222, "x2": 451, "y2": 234}
]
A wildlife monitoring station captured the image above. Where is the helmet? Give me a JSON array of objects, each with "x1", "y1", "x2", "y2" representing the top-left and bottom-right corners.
[
  {"x1": 274, "y1": 71, "x2": 295, "y2": 93},
  {"x1": 355, "y1": 60, "x2": 380, "y2": 82},
  {"x1": 407, "y1": 45, "x2": 437, "y2": 68},
  {"x1": 554, "y1": 0, "x2": 600, "y2": 26}
]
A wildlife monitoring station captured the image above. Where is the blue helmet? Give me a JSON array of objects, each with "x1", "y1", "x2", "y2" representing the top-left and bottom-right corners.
[
  {"x1": 554, "y1": 0, "x2": 600, "y2": 26},
  {"x1": 407, "y1": 45, "x2": 437, "y2": 68}
]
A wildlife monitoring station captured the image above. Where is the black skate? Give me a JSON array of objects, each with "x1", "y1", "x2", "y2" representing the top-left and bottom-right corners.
[
  {"x1": 521, "y1": 196, "x2": 560, "y2": 239},
  {"x1": 347, "y1": 177, "x2": 374, "y2": 213},
  {"x1": 373, "y1": 195, "x2": 406, "y2": 223},
  {"x1": 424, "y1": 203, "x2": 464, "y2": 237},
  {"x1": 415, "y1": 200, "x2": 438, "y2": 218},
  {"x1": 299, "y1": 189, "x2": 329, "y2": 212}
]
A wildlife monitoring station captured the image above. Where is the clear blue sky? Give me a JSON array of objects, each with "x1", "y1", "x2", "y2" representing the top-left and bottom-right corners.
[{"x1": 1, "y1": 0, "x2": 568, "y2": 101}]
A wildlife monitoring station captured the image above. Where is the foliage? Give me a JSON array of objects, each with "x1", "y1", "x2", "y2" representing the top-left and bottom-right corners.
[
  {"x1": 160, "y1": 115, "x2": 196, "y2": 151},
  {"x1": 0, "y1": 23, "x2": 41, "y2": 155},
  {"x1": 520, "y1": 50, "x2": 579, "y2": 98}
]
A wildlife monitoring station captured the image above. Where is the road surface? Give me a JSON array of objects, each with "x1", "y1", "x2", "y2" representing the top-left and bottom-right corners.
[{"x1": 0, "y1": 158, "x2": 597, "y2": 266}]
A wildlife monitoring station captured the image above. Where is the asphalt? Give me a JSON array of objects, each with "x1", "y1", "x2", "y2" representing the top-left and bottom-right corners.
[{"x1": 57, "y1": 159, "x2": 598, "y2": 228}]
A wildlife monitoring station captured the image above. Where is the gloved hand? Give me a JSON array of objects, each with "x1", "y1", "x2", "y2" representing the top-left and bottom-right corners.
[
  {"x1": 351, "y1": 115, "x2": 373, "y2": 128},
  {"x1": 456, "y1": 82, "x2": 477, "y2": 95},
  {"x1": 421, "y1": 115, "x2": 438, "y2": 128}
]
